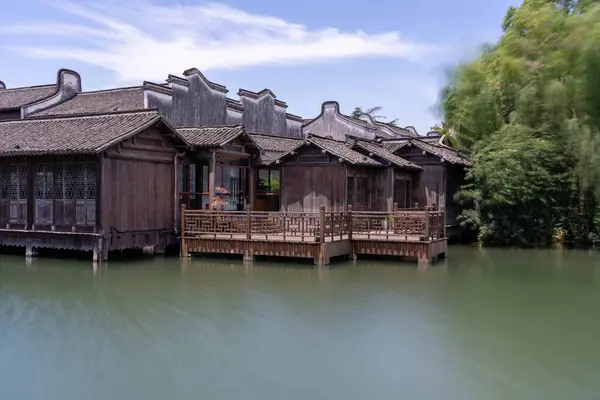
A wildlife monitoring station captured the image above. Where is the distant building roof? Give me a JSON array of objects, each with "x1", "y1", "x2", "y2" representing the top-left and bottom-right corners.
[
  {"x1": 177, "y1": 125, "x2": 246, "y2": 148},
  {"x1": 383, "y1": 137, "x2": 471, "y2": 166},
  {"x1": 352, "y1": 139, "x2": 422, "y2": 170},
  {"x1": 268, "y1": 134, "x2": 381, "y2": 166},
  {"x1": 249, "y1": 133, "x2": 303, "y2": 153},
  {"x1": 0, "y1": 84, "x2": 57, "y2": 111},
  {"x1": 0, "y1": 110, "x2": 185, "y2": 156},
  {"x1": 31, "y1": 87, "x2": 145, "y2": 117}
]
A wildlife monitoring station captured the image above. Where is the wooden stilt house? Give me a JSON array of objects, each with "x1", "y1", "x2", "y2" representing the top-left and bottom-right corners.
[{"x1": 0, "y1": 110, "x2": 188, "y2": 260}]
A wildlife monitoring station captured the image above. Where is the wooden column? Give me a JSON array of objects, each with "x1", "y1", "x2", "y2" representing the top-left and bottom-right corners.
[
  {"x1": 348, "y1": 205, "x2": 356, "y2": 262},
  {"x1": 243, "y1": 204, "x2": 253, "y2": 263},
  {"x1": 424, "y1": 207, "x2": 431, "y2": 241},
  {"x1": 26, "y1": 158, "x2": 33, "y2": 230},
  {"x1": 95, "y1": 156, "x2": 102, "y2": 234},
  {"x1": 209, "y1": 150, "x2": 216, "y2": 207},
  {"x1": 316, "y1": 205, "x2": 328, "y2": 267},
  {"x1": 387, "y1": 168, "x2": 394, "y2": 212},
  {"x1": 347, "y1": 205, "x2": 353, "y2": 241},
  {"x1": 180, "y1": 204, "x2": 188, "y2": 258},
  {"x1": 246, "y1": 204, "x2": 252, "y2": 240},
  {"x1": 173, "y1": 153, "x2": 179, "y2": 229},
  {"x1": 248, "y1": 167, "x2": 255, "y2": 209}
]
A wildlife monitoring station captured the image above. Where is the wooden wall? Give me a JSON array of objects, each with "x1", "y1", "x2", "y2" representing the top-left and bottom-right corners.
[
  {"x1": 395, "y1": 146, "x2": 447, "y2": 211},
  {"x1": 101, "y1": 127, "x2": 177, "y2": 250},
  {"x1": 346, "y1": 166, "x2": 393, "y2": 211},
  {"x1": 280, "y1": 165, "x2": 347, "y2": 212}
]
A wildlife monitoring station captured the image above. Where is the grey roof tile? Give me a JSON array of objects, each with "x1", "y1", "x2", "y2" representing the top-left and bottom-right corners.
[
  {"x1": 268, "y1": 135, "x2": 381, "y2": 166},
  {"x1": 353, "y1": 139, "x2": 422, "y2": 170},
  {"x1": 0, "y1": 85, "x2": 57, "y2": 110},
  {"x1": 384, "y1": 138, "x2": 471, "y2": 166},
  {"x1": 32, "y1": 87, "x2": 145, "y2": 116},
  {"x1": 249, "y1": 133, "x2": 303, "y2": 153},
  {"x1": 0, "y1": 110, "x2": 179, "y2": 156},
  {"x1": 177, "y1": 125, "x2": 245, "y2": 148}
]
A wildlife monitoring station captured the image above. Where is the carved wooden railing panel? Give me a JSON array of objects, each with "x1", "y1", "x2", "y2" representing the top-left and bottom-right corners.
[
  {"x1": 350, "y1": 211, "x2": 427, "y2": 239},
  {"x1": 428, "y1": 211, "x2": 445, "y2": 240},
  {"x1": 392, "y1": 211, "x2": 427, "y2": 236},
  {"x1": 181, "y1": 206, "x2": 446, "y2": 243}
]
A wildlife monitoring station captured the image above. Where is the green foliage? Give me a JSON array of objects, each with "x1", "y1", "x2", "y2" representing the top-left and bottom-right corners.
[{"x1": 441, "y1": 0, "x2": 600, "y2": 246}]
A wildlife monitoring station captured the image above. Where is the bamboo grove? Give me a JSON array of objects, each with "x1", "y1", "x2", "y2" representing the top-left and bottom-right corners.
[{"x1": 441, "y1": 0, "x2": 600, "y2": 246}]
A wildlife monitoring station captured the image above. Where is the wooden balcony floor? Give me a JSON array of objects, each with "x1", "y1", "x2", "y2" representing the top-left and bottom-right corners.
[{"x1": 187, "y1": 232, "x2": 427, "y2": 243}]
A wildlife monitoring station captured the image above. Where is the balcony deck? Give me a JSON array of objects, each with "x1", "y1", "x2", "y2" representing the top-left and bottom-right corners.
[{"x1": 181, "y1": 206, "x2": 447, "y2": 266}]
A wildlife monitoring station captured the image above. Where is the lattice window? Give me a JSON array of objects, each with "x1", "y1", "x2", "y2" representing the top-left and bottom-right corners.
[
  {"x1": 9, "y1": 167, "x2": 18, "y2": 201},
  {"x1": 18, "y1": 167, "x2": 27, "y2": 200},
  {"x1": 0, "y1": 167, "x2": 9, "y2": 200},
  {"x1": 75, "y1": 164, "x2": 86, "y2": 200},
  {"x1": 86, "y1": 164, "x2": 96, "y2": 200},
  {"x1": 54, "y1": 166, "x2": 64, "y2": 200},
  {"x1": 8, "y1": 166, "x2": 27, "y2": 201},
  {"x1": 35, "y1": 165, "x2": 54, "y2": 200},
  {"x1": 65, "y1": 165, "x2": 74, "y2": 200}
]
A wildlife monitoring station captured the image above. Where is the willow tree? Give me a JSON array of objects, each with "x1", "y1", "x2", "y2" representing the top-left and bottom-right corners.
[{"x1": 441, "y1": 0, "x2": 600, "y2": 246}]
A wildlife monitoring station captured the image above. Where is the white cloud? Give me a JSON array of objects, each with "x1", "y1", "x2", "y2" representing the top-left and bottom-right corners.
[{"x1": 3, "y1": 1, "x2": 435, "y2": 83}]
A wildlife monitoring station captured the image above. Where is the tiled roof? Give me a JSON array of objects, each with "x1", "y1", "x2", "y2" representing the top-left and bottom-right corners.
[
  {"x1": 32, "y1": 87, "x2": 145, "y2": 116},
  {"x1": 268, "y1": 135, "x2": 381, "y2": 166},
  {"x1": 374, "y1": 122, "x2": 417, "y2": 138},
  {"x1": 0, "y1": 110, "x2": 182, "y2": 156},
  {"x1": 382, "y1": 141, "x2": 406, "y2": 153},
  {"x1": 177, "y1": 125, "x2": 245, "y2": 148},
  {"x1": 249, "y1": 133, "x2": 303, "y2": 153},
  {"x1": 0, "y1": 84, "x2": 57, "y2": 110},
  {"x1": 353, "y1": 139, "x2": 422, "y2": 170},
  {"x1": 384, "y1": 138, "x2": 471, "y2": 166}
]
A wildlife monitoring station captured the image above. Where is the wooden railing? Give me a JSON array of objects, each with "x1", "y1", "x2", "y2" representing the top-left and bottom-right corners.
[{"x1": 181, "y1": 205, "x2": 445, "y2": 243}]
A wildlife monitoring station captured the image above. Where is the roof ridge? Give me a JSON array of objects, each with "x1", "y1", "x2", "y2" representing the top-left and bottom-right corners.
[
  {"x1": 177, "y1": 124, "x2": 243, "y2": 129},
  {"x1": 78, "y1": 86, "x2": 143, "y2": 95},
  {"x1": 248, "y1": 132, "x2": 301, "y2": 138},
  {"x1": 18, "y1": 108, "x2": 159, "y2": 122},
  {"x1": 0, "y1": 84, "x2": 56, "y2": 92}
]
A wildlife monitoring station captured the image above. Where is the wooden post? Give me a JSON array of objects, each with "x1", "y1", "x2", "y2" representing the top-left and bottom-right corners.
[
  {"x1": 319, "y1": 205, "x2": 326, "y2": 243},
  {"x1": 209, "y1": 149, "x2": 216, "y2": 205},
  {"x1": 248, "y1": 168, "x2": 255, "y2": 209},
  {"x1": 392, "y1": 202, "x2": 398, "y2": 234},
  {"x1": 180, "y1": 204, "x2": 188, "y2": 258},
  {"x1": 347, "y1": 205, "x2": 353, "y2": 241},
  {"x1": 173, "y1": 153, "x2": 180, "y2": 230},
  {"x1": 246, "y1": 204, "x2": 252, "y2": 240},
  {"x1": 424, "y1": 206, "x2": 430, "y2": 241}
]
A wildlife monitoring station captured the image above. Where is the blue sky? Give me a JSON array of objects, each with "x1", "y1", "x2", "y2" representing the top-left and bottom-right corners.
[{"x1": 0, "y1": 0, "x2": 515, "y2": 133}]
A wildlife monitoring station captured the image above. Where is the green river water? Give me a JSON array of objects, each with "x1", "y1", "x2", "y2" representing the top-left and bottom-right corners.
[{"x1": 1, "y1": 246, "x2": 599, "y2": 399}]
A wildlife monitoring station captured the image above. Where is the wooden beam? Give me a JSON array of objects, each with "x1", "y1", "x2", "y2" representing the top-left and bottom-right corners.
[{"x1": 104, "y1": 153, "x2": 174, "y2": 164}]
